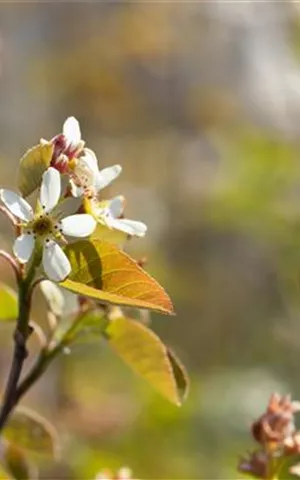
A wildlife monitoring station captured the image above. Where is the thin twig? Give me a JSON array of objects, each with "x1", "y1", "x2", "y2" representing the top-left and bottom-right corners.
[
  {"x1": 0, "y1": 308, "x2": 102, "y2": 422},
  {"x1": 0, "y1": 206, "x2": 21, "y2": 240},
  {"x1": 0, "y1": 206, "x2": 17, "y2": 228},
  {"x1": 15, "y1": 346, "x2": 60, "y2": 404},
  {"x1": 15, "y1": 309, "x2": 99, "y2": 405},
  {"x1": 30, "y1": 276, "x2": 45, "y2": 293},
  {"x1": 0, "y1": 250, "x2": 20, "y2": 281}
]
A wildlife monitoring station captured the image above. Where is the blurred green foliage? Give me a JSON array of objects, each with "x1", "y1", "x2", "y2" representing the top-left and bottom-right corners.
[{"x1": 0, "y1": 2, "x2": 300, "y2": 479}]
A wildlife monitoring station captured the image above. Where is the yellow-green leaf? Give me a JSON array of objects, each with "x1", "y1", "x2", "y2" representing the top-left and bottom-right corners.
[
  {"x1": 54, "y1": 309, "x2": 109, "y2": 345},
  {"x1": 105, "y1": 316, "x2": 187, "y2": 405},
  {"x1": 3, "y1": 443, "x2": 37, "y2": 480},
  {"x1": 68, "y1": 310, "x2": 109, "y2": 341},
  {"x1": 17, "y1": 141, "x2": 53, "y2": 197},
  {"x1": 0, "y1": 284, "x2": 18, "y2": 321},
  {"x1": 84, "y1": 198, "x2": 128, "y2": 246},
  {"x1": 0, "y1": 462, "x2": 13, "y2": 479},
  {"x1": 91, "y1": 223, "x2": 128, "y2": 246},
  {"x1": 3, "y1": 408, "x2": 60, "y2": 458},
  {"x1": 61, "y1": 239, "x2": 173, "y2": 315},
  {"x1": 166, "y1": 347, "x2": 189, "y2": 404}
]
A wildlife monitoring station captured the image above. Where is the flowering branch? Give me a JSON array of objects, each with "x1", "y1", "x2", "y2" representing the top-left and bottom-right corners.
[{"x1": 0, "y1": 116, "x2": 177, "y2": 480}]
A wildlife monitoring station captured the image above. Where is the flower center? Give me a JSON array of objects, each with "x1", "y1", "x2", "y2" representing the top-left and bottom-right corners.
[{"x1": 32, "y1": 215, "x2": 54, "y2": 237}]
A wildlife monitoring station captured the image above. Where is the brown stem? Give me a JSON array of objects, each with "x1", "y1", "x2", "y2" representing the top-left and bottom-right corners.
[
  {"x1": 15, "y1": 309, "x2": 98, "y2": 404},
  {"x1": 0, "y1": 250, "x2": 40, "y2": 432},
  {"x1": 0, "y1": 279, "x2": 32, "y2": 431},
  {"x1": 15, "y1": 346, "x2": 60, "y2": 404}
]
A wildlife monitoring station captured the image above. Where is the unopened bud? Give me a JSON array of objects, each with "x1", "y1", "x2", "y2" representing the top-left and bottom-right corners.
[
  {"x1": 51, "y1": 153, "x2": 69, "y2": 174},
  {"x1": 51, "y1": 134, "x2": 67, "y2": 159}
]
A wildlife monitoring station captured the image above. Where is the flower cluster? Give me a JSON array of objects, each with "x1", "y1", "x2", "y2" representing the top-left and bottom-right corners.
[
  {"x1": 0, "y1": 117, "x2": 147, "y2": 282},
  {"x1": 50, "y1": 117, "x2": 147, "y2": 237},
  {"x1": 238, "y1": 393, "x2": 300, "y2": 479}
]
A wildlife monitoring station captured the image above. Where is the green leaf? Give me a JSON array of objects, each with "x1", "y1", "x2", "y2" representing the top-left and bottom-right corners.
[
  {"x1": 0, "y1": 284, "x2": 18, "y2": 321},
  {"x1": 60, "y1": 239, "x2": 174, "y2": 315},
  {"x1": 3, "y1": 408, "x2": 60, "y2": 458},
  {"x1": 17, "y1": 141, "x2": 53, "y2": 197},
  {"x1": 166, "y1": 347, "x2": 189, "y2": 404},
  {"x1": 67, "y1": 310, "x2": 109, "y2": 342},
  {"x1": 3, "y1": 443, "x2": 37, "y2": 480},
  {"x1": 91, "y1": 223, "x2": 128, "y2": 246},
  {"x1": 105, "y1": 316, "x2": 188, "y2": 405},
  {"x1": 0, "y1": 462, "x2": 13, "y2": 479},
  {"x1": 54, "y1": 309, "x2": 109, "y2": 345}
]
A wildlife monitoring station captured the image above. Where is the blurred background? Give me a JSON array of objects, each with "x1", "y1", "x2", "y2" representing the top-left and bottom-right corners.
[{"x1": 1, "y1": 1, "x2": 300, "y2": 478}]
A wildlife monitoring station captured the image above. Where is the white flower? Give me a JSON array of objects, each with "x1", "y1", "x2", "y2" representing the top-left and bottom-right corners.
[
  {"x1": 80, "y1": 161, "x2": 147, "y2": 238},
  {"x1": 50, "y1": 117, "x2": 146, "y2": 239},
  {"x1": 50, "y1": 117, "x2": 121, "y2": 199},
  {"x1": 0, "y1": 168, "x2": 96, "y2": 282},
  {"x1": 71, "y1": 148, "x2": 122, "y2": 197},
  {"x1": 92, "y1": 195, "x2": 147, "y2": 238}
]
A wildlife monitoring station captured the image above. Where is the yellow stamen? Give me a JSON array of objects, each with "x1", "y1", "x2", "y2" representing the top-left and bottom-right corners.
[{"x1": 68, "y1": 158, "x2": 77, "y2": 171}]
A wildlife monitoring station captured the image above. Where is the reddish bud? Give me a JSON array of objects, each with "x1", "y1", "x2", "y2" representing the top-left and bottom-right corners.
[{"x1": 52, "y1": 134, "x2": 67, "y2": 158}]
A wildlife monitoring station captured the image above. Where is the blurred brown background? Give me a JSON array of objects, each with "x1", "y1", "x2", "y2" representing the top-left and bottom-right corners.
[{"x1": 1, "y1": 2, "x2": 300, "y2": 478}]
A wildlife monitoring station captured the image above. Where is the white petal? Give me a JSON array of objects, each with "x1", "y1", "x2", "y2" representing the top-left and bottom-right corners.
[
  {"x1": 63, "y1": 116, "x2": 81, "y2": 147},
  {"x1": 13, "y1": 233, "x2": 34, "y2": 263},
  {"x1": 61, "y1": 214, "x2": 96, "y2": 237},
  {"x1": 80, "y1": 148, "x2": 99, "y2": 176},
  {"x1": 69, "y1": 180, "x2": 84, "y2": 198},
  {"x1": 42, "y1": 240, "x2": 71, "y2": 282},
  {"x1": 0, "y1": 189, "x2": 33, "y2": 221},
  {"x1": 52, "y1": 196, "x2": 82, "y2": 219},
  {"x1": 107, "y1": 217, "x2": 147, "y2": 237},
  {"x1": 95, "y1": 165, "x2": 122, "y2": 191},
  {"x1": 40, "y1": 167, "x2": 61, "y2": 213},
  {"x1": 108, "y1": 195, "x2": 125, "y2": 218}
]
